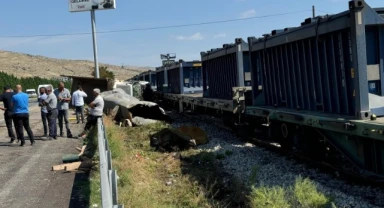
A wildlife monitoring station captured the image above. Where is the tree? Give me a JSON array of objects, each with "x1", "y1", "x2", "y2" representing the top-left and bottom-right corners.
[
  {"x1": 0, "y1": 71, "x2": 72, "y2": 92},
  {"x1": 91, "y1": 66, "x2": 115, "y2": 79}
]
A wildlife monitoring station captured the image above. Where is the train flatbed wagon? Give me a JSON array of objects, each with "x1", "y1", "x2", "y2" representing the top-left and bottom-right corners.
[
  {"x1": 155, "y1": 38, "x2": 252, "y2": 114},
  {"x1": 245, "y1": 0, "x2": 384, "y2": 176},
  {"x1": 147, "y1": 0, "x2": 384, "y2": 178}
]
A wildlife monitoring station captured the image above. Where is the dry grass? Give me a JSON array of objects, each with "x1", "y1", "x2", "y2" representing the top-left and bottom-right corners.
[
  {"x1": 89, "y1": 116, "x2": 335, "y2": 208},
  {"x1": 0, "y1": 50, "x2": 148, "y2": 80},
  {"x1": 88, "y1": 170, "x2": 102, "y2": 206},
  {"x1": 102, "y1": 117, "x2": 230, "y2": 208}
]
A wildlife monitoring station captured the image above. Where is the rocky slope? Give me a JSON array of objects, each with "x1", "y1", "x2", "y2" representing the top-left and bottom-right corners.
[{"x1": 0, "y1": 50, "x2": 149, "y2": 80}]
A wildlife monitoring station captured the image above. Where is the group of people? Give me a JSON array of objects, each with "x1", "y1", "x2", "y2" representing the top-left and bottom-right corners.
[
  {"x1": 0, "y1": 84, "x2": 36, "y2": 146},
  {"x1": 38, "y1": 82, "x2": 78, "y2": 140},
  {"x1": 0, "y1": 82, "x2": 105, "y2": 146}
]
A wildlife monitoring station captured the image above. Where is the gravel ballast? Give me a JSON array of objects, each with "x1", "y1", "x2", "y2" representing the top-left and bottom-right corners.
[{"x1": 168, "y1": 112, "x2": 384, "y2": 208}]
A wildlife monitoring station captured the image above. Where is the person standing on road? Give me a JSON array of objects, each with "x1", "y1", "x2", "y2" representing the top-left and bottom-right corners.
[
  {"x1": 42, "y1": 86, "x2": 58, "y2": 140},
  {"x1": 78, "y1": 88, "x2": 104, "y2": 139},
  {"x1": 38, "y1": 87, "x2": 48, "y2": 137},
  {"x1": 72, "y1": 85, "x2": 87, "y2": 124},
  {"x1": 0, "y1": 85, "x2": 18, "y2": 143},
  {"x1": 54, "y1": 82, "x2": 73, "y2": 138},
  {"x1": 11, "y1": 84, "x2": 35, "y2": 146}
]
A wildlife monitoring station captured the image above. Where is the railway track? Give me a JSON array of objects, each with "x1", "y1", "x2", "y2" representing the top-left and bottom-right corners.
[{"x1": 177, "y1": 110, "x2": 384, "y2": 189}]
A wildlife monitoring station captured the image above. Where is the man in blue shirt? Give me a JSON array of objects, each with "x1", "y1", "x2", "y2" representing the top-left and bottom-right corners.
[
  {"x1": 38, "y1": 87, "x2": 48, "y2": 137},
  {"x1": 11, "y1": 84, "x2": 35, "y2": 146},
  {"x1": 0, "y1": 85, "x2": 18, "y2": 143}
]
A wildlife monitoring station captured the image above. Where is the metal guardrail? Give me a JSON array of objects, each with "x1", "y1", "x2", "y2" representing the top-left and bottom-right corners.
[{"x1": 97, "y1": 117, "x2": 124, "y2": 208}]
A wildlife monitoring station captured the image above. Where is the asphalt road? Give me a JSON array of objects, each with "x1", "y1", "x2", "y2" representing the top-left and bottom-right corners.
[{"x1": 0, "y1": 101, "x2": 87, "y2": 208}]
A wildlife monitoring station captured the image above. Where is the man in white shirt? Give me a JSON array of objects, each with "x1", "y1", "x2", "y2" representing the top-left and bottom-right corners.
[
  {"x1": 78, "y1": 88, "x2": 104, "y2": 139},
  {"x1": 72, "y1": 85, "x2": 88, "y2": 124}
]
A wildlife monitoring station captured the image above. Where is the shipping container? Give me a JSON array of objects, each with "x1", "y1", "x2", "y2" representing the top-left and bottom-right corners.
[
  {"x1": 166, "y1": 60, "x2": 203, "y2": 94},
  {"x1": 201, "y1": 38, "x2": 252, "y2": 100},
  {"x1": 156, "y1": 66, "x2": 167, "y2": 93},
  {"x1": 142, "y1": 70, "x2": 157, "y2": 91},
  {"x1": 140, "y1": 73, "x2": 145, "y2": 81},
  {"x1": 144, "y1": 73, "x2": 150, "y2": 82},
  {"x1": 248, "y1": 0, "x2": 384, "y2": 119}
]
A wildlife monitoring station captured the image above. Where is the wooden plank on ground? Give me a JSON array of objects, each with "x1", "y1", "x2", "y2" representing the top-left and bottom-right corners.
[
  {"x1": 64, "y1": 161, "x2": 94, "y2": 172},
  {"x1": 52, "y1": 162, "x2": 82, "y2": 171}
]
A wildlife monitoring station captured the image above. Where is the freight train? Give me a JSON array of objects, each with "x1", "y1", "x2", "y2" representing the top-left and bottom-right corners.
[{"x1": 130, "y1": 0, "x2": 384, "y2": 177}]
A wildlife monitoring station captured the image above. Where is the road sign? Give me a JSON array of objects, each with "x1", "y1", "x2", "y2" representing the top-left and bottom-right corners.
[
  {"x1": 69, "y1": 0, "x2": 116, "y2": 12},
  {"x1": 162, "y1": 60, "x2": 175, "y2": 66}
]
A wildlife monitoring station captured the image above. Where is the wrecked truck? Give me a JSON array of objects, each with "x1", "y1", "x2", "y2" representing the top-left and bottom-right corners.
[{"x1": 101, "y1": 88, "x2": 170, "y2": 126}]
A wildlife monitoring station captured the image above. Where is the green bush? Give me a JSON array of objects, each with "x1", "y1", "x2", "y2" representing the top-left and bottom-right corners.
[
  {"x1": 249, "y1": 185, "x2": 290, "y2": 208},
  {"x1": 248, "y1": 176, "x2": 334, "y2": 208}
]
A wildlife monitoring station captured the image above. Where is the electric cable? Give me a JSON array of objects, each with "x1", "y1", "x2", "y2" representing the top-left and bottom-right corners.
[{"x1": 0, "y1": 9, "x2": 328, "y2": 38}]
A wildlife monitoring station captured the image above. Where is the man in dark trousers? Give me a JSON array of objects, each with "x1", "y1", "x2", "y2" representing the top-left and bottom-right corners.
[
  {"x1": 0, "y1": 85, "x2": 18, "y2": 143},
  {"x1": 54, "y1": 82, "x2": 73, "y2": 138},
  {"x1": 38, "y1": 87, "x2": 48, "y2": 137},
  {"x1": 78, "y1": 88, "x2": 104, "y2": 139},
  {"x1": 42, "y1": 86, "x2": 58, "y2": 140},
  {"x1": 11, "y1": 84, "x2": 35, "y2": 146}
]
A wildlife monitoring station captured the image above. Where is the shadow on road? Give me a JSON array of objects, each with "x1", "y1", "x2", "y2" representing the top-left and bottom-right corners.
[
  {"x1": 69, "y1": 129, "x2": 98, "y2": 208},
  {"x1": 0, "y1": 142, "x2": 14, "y2": 147},
  {"x1": 68, "y1": 171, "x2": 91, "y2": 208}
]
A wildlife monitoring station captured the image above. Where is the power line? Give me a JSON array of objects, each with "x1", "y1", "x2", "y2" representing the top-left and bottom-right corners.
[
  {"x1": 0, "y1": 10, "x2": 320, "y2": 38},
  {"x1": 316, "y1": 9, "x2": 329, "y2": 14}
]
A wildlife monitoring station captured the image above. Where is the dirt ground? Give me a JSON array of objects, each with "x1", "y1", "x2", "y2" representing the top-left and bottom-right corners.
[{"x1": 0, "y1": 101, "x2": 87, "y2": 208}]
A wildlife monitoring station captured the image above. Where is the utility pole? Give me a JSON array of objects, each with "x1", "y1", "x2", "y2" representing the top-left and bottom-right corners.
[
  {"x1": 312, "y1": 5, "x2": 315, "y2": 18},
  {"x1": 91, "y1": 10, "x2": 99, "y2": 78}
]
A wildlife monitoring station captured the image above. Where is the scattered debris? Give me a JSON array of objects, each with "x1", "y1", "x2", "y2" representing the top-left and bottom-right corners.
[
  {"x1": 52, "y1": 144, "x2": 95, "y2": 173},
  {"x1": 177, "y1": 125, "x2": 208, "y2": 145},
  {"x1": 150, "y1": 128, "x2": 197, "y2": 152},
  {"x1": 149, "y1": 125, "x2": 208, "y2": 152},
  {"x1": 62, "y1": 154, "x2": 81, "y2": 163}
]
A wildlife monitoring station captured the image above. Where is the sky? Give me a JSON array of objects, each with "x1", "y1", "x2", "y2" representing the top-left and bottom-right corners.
[{"x1": 0, "y1": 0, "x2": 383, "y2": 68}]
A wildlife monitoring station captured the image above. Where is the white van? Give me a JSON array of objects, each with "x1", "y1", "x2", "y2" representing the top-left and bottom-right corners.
[{"x1": 26, "y1": 89, "x2": 37, "y2": 98}]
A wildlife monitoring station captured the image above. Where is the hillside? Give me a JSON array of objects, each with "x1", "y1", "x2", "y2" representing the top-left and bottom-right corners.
[{"x1": 0, "y1": 50, "x2": 150, "y2": 80}]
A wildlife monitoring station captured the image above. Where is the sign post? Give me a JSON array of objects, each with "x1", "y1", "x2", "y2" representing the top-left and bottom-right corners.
[{"x1": 69, "y1": 0, "x2": 116, "y2": 78}]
